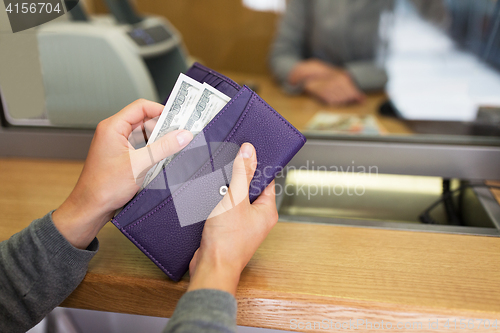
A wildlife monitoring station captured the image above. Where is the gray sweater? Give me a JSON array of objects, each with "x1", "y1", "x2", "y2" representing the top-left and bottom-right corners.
[
  {"x1": 0, "y1": 212, "x2": 237, "y2": 333},
  {"x1": 269, "y1": 0, "x2": 446, "y2": 93}
]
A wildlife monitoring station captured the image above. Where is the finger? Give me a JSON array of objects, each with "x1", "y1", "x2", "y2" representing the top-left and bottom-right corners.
[
  {"x1": 129, "y1": 129, "x2": 193, "y2": 181},
  {"x1": 147, "y1": 129, "x2": 193, "y2": 165},
  {"x1": 143, "y1": 117, "x2": 159, "y2": 141},
  {"x1": 208, "y1": 143, "x2": 257, "y2": 218},
  {"x1": 231, "y1": 143, "x2": 257, "y2": 192},
  {"x1": 252, "y1": 180, "x2": 276, "y2": 208},
  {"x1": 128, "y1": 117, "x2": 159, "y2": 146},
  {"x1": 341, "y1": 79, "x2": 365, "y2": 103},
  {"x1": 128, "y1": 124, "x2": 148, "y2": 149},
  {"x1": 338, "y1": 92, "x2": 358, "y2": 105},
  {"x1": 341, "y1": 89, "x2": 363, "y2": 105},
  {"x1": 341, "y1": 83, "x2": 363, "y2": 103},
  {"x1": 118, "y1": 99, "x2": 165, "y2": 124},
  {"x1": 329, "y1": 86, "x2": 355, "y2": 105},
  {"x1": 128, "y1": 117, "x2": 159, "y2": 148},
  {"x1": 353, "y1": 90, "x2": 366, "y2": 103},
  {"x1": 114, "y1": 99, "x2": 165, "y2": 137},
  {"x1": 253, "y1": 180, "x2": 278, "y2": 228},
  {"x1": 325, "y1": 90, "x2": 343, "y2": 105},
  {"x1": 222, "y1": 143, "x2": 257, "y2": 209}
]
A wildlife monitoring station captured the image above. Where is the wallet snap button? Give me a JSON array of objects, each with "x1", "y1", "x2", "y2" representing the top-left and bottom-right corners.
[{"x1": 219, "y1": 185, "x2": 228, "y2": 196}]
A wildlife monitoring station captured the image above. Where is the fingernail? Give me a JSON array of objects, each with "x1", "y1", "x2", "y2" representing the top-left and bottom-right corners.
[
  {"x1": 240, "y1": 143, "x2": 253, "y2": 159},
  {"x1": 177, "y1": 131, "x2": 192, "y2": 146}
]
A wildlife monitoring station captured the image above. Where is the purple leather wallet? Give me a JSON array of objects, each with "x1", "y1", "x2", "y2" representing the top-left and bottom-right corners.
[{"x1": 112, "y1": 63, "x2": 306, "y2": 281}]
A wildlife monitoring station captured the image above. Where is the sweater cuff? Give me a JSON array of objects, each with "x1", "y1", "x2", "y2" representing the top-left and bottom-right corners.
[
  {"x1": 345, "y1": 61, "x2": 388, "y2": 92},
  {"x1": 32, "y1": 211, "x2": 99, "y2": 268},
  {"x1": 271, "y1": 56, "x2": 303, "y2": 95},
  {"x1": 165, "y1": 289, "x2": 237, "y2": 333}
]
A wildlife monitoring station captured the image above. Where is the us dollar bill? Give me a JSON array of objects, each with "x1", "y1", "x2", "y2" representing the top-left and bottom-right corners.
[
  {"x1": 147, "y1": 73, "x2": 204, "y2": 144},
  {"x1": 139, "y1": 74, "x2": 203, "y2": 190},
  {"x1": 142, "y1": 83, "x2": 231, "y2": 188},
  {"x1": 180, "y1": 83, "x2": 231, "y2": 134},
  {"x1": 141, "y1": 83, "x2": 231, "y2": 190}
]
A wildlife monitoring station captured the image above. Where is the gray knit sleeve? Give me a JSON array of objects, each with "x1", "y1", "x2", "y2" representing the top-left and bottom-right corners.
[
  {"x1": 345, "y1": 60, "x2": 388, "y2": 92},
  {"x1": 269, "y1": 0, "x2": 308, "y2": 93},
  {"x1": 164, "y1": 289, "x2": 237, "y2": 333},
  {"x1": 0, "y1": 211, "x2": 98, "y2": 333}
]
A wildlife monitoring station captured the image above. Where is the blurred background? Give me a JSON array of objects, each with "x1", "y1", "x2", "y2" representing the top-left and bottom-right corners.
[{"x1": 1, "y1": 0, "x2": 500, "y2": 136}]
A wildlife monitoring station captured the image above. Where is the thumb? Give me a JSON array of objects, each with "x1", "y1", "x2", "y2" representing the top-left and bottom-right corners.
[
  {"x1": 225, "y1": 143, "x2": 257, "y2": 208},
  {"x1": 148, "y1": 130, "x2": 193, "y2": 165},
  {"x1": 130, "y1": 130, "x2": 193, "y2": 181}
]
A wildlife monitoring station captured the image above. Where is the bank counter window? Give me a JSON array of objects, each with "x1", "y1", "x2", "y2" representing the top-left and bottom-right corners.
[{"x1": 1, "y1": 0, "x2": 500, "y2": 333}]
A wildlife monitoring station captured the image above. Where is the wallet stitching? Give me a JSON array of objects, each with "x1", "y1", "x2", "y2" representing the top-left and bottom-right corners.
[
  {"x1": 121, "y1": 228, "x2": 176, "y2": 278},
  {"x1": 124, "y1": 94, "x2": 257, "y2": 231},
  {"x1": 114, "y1": 88, "x2": 248, "y2": 223},
  {"x1": 194, "y1": 63, "x2": 240, "y2": 90}
]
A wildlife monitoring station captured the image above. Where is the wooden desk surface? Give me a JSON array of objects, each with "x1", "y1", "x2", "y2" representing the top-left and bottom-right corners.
[{"x1": 1, "y1": 74, "x2": 499, "y2": 332}]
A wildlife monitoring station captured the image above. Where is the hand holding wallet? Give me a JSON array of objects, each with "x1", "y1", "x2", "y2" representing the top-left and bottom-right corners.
[{"x1": 112, "y1": 63, "x2": 306, "y2": 281}]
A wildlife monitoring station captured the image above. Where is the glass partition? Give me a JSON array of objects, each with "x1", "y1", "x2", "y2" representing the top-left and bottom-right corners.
[{"x1": 0, "y1": 0, "x2": 499, "y2": 146}]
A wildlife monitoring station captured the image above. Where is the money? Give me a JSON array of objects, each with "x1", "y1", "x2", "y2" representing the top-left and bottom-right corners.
[
  {"x1": 140, "y1": 74, "x2": 203, "y2": 190},
  {"x1": 147, "y1": 73, "x2": 204, "y2": 144},
  {"x1": 145, "y1": 83, "x2": 232, "y2": 185},
  {"x1": 139, "y1": 76, "x2": 230, "y2": 191},
  {"x1": 180, "y1": 83, "x2": 231, "y2": 134},
  {"x1": 144, "y1": 83, "x2": 231, "y2": 188}
]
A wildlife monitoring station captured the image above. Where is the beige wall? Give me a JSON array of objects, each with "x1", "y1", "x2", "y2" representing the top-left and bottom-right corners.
[{"x1": 92, "y1": 0, "x2": 281, "y2": 74}]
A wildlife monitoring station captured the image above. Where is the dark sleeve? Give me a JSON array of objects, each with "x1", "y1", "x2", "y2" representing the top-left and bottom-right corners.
[
  {"x1": 345, "y1": 60, "x2": 388, "y2": 92},
  {"x1": 0, "y1": 212, "x2": 98, "y2": 333},
  {"x1": 164, "y1": 289, "x2": 237, "y2": 333},
  {"x1": 269, "y1": 0, "x2": 308, "y2": 94}
]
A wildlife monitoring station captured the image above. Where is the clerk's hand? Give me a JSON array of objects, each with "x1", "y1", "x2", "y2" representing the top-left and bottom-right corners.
[
  {"x1": 52, "y1": 99, "x2": 193, "y2": 249},
  {"x1": 289, "y1": 59, "x2": 365, "y2": 105},
  {"x1": 304, "y1": 73, "x2": 365, "y2": 106},
  {"x1": 188, "y1": 143, "x2": 278, "y2": 296},
  {"x1": 288, "y1": 58, "x2": 339, "y2": 84}
]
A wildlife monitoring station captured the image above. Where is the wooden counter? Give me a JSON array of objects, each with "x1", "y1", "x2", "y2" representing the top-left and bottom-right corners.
[{"x1": 1, "y1": 74, "x2": 500, "y2": 332}]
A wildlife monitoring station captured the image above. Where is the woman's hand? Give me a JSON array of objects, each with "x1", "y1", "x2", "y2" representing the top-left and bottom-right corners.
[
  {"x1": 188, "y1": 143, "x2": 279, "y2": 296},
  {"x1": 303, "y1": 73, "x2": 365, "y2": 105},
  {"x1": 289, "y1": 59, "x2": 365, "y2": 105},
  {"x1": 52, "y1": 99, "x2": 193, "y2": 249},
  {"x1": 288, "y1": 59, "x2": 339, "y2": 84}
]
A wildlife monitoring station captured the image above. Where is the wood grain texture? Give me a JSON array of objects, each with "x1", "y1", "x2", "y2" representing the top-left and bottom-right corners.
[{"x1": 1, "y1": 157, "x2": 500, "y2": 331}]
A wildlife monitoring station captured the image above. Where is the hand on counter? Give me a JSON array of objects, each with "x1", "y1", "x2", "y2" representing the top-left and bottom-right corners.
[
  {"x1": 188, "y1": 143, "x2": 279, "y2": 296},
  {"x1": 289, "y1": 59, "x2": 365, "y2": 106},
  {"x1": 52, "y1": 99, "x2": 193, "y2": 250}
]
